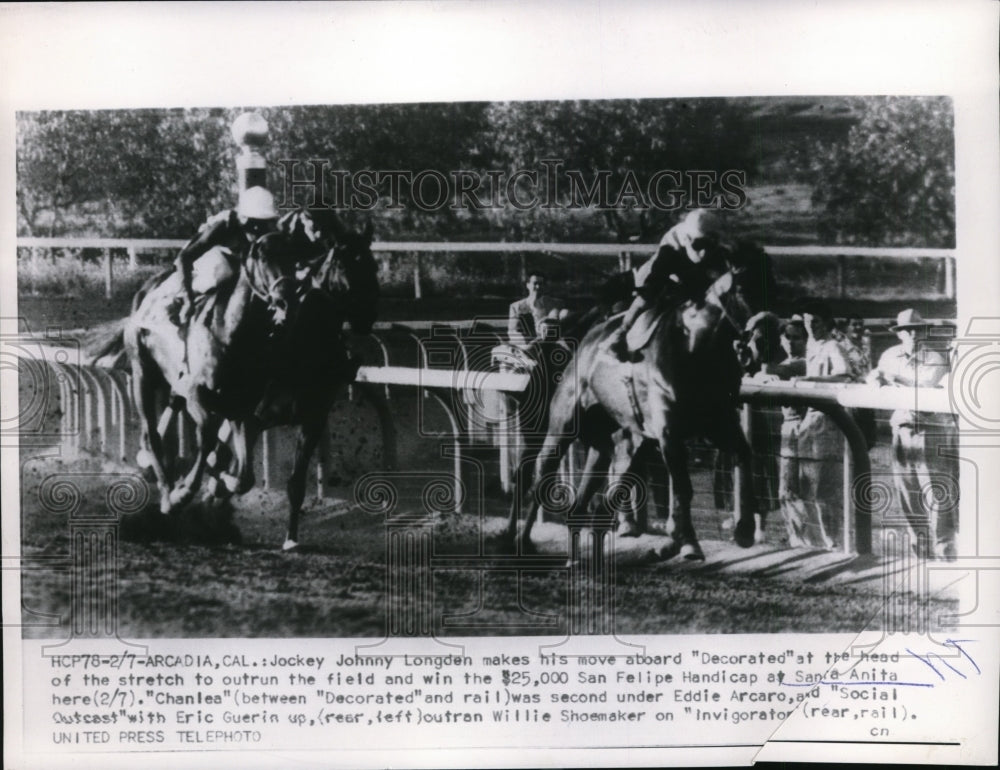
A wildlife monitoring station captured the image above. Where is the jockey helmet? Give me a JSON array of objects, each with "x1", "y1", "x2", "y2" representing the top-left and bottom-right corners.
[
  {"x1": 678, "y1": 208, "x2": 724, "y2": 263},
  {"x1": 680, "y1": 208, "x2": 723, "y2": 240},
  {"x1": 238, "y1": 187, "x2": 278, "y2": 221}
]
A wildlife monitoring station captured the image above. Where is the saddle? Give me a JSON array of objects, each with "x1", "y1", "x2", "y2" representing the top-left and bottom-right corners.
[
  {"x1": 623, "y1": 307, "x2": 665, "y2": 354},
  {"x1": 191, "y1": 245, "x2": 238, "y2": 294}
]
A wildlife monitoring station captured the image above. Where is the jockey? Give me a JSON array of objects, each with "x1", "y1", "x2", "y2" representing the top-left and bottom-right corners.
[
  {"x1": 170, "y1": 186, "x2": 279, "y2": 327},
  {"x1": 606, "y1": 208, "x2": 729, "y2": 361}
]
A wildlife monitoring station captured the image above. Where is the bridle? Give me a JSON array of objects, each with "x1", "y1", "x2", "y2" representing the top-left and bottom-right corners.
[
  {"x1": 703, "y1": 266, "x2": 747, "y2": 335},
  {"x1": 244, "y1": 240, "x2": 296, "y2": 317}
]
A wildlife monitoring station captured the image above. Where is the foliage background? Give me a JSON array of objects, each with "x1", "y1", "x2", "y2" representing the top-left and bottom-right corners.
[{"x1": 16, "y1": 96, "x2": 955, "y2": 248}]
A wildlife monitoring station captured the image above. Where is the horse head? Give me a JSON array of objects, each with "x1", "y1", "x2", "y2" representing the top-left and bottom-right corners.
[
  {"x1": 679, "y1": 239, "x2": 775, "y2": 357},
  {"x1": 294, "y1": 210, "x2": 380, "y2": 335},
  {"x1": 244, "y1": 230, "x2": 301, "y2": 328}
]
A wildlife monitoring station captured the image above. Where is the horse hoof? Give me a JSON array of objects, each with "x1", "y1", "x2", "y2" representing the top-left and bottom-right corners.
[
  {"x1": 282, "y1": 539, "x2": 299, "y2": 552},
  {"x1": 168, "y1": 486, "x2": 188, "y2": 506},
  {"x1": 617, "y1": 522, "x2": 641, "y2": 538},
  {"x1": 236, "y1": 473, "x2": 256, "y2": 495},
  {"x1": 680, "y1": 542, "x2": 705, "y2": 561},
  {"x1": 516, "y1": 538, "x2": 537, "y2": 556},
  {"x1": 205, "y1": 476, "x2": 219, "y2": 497},
  {"x1": 220, "y1": 473, "x2": 239, "y2": 493},
  {"x1": 487, "y1": 533, "x2": 517, "y2": 555},
  {"x1": 734, "y1": 519, "x2": 756, "y2": 548},
  {"x1": 137, "y1": 449, "x2": 153, "y2": 469},
  {"x1": 657, "y1": 538, "x2": 681, "y2": 560},
  {"x1": 159, "y1": 498, "x2": 173, "y2": 515}
]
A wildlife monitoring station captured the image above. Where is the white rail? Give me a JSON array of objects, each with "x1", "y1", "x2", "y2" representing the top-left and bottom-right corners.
[{"x1": 17, "y1": 237, "x2": 957, "y2": 300}]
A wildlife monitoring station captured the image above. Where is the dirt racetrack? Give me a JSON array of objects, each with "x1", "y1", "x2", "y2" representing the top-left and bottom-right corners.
[
  {"x1": 14, "y1": 294, "x2": 960, "y2": 639},
  {"x1": 19, "y1": 448, "x2": 958, "y2": 639}
]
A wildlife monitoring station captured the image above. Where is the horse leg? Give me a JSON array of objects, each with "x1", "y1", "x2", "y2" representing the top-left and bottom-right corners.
[
  {"x1": 504, "y1": 440, "x2": 537, "y2": 543},
  {"x1": 132, "y1": 354, "x2": 174, "y2": 514},
  {"x1": 659, "y1": 436, "x2": 704, "y2": 561},
  {"x1": 284, "y1": 419, "x2": 322, "y2": 551},
  {"x1": 612, "y1": 437, "x2": 652, "y2": 536},
  {"x1": 731, "y1": 421, "x2": 763, "y2": 548},
  {"x1": 509, "y1": 432, "x2": 576, "y2": 553},
  {"x1": 566, "y1": 442, "x2": 613, "y2": 523},
  {"x1": 218, "y1": 419, "x2": 259, "y2": 496},
  {"x1": 710, "y1": 410, "x2": 762, "y2": 548},
  {"x1": 168, "y1": 405, "x2": 222, "y2": 510}
]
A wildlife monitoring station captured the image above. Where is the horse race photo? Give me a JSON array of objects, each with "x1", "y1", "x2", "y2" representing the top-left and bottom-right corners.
[
  {"x1": 5, "y1": 4, "x2": 1000, "y2": 767},
  {"x1": 13, "y1": 96, "x2": 964, "y2": 638}
]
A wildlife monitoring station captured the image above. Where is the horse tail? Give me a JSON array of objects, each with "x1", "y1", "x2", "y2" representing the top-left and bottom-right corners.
[{"x1": 84, "y1": 318, "x2": 127, "y2": 364}]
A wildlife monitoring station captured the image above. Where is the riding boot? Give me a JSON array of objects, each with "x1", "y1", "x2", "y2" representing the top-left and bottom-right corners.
[{"x1": 605, "y1": 295, "x2": 648, "y2": 362}]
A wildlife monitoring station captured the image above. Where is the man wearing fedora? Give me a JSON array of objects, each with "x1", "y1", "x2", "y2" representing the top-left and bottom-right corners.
[{"x1": 868, "y1": 308, "x2": 958, "y2": 561}]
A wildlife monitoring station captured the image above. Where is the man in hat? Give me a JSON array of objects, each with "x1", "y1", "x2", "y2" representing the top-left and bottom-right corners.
[
  {"x1": 605, "y1": 208, "x2": 730, "y2": 362},
  {"x1": 868, "y1": 308, "x2": 958, "y2": 560},
  {"x1": 169, "y1": 186, "x2": 279, "y2": 327}
]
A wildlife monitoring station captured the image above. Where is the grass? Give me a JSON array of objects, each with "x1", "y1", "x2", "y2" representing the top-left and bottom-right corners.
[{"x1": 17, "y1": 250, "x2": 164, "y2": 299}]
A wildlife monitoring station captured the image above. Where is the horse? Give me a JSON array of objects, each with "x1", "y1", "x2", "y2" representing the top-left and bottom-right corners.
[
  {"x1": 123, "y1": 230, "x2": 302, "y2": 516},
  {"x1": 503, "y1": 243, "x2": 773, "y2": 560},
  {"x1": 216, "y1": 209, "x2": 380, "y2": 550}
]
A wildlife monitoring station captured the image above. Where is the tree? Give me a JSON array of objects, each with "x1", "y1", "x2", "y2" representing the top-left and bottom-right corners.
[
  {"x1": 16, "y1": 109, "x2": 237, "y2": 238},
  {"x1": 811, "y1": 96, "x2": 955, "y2": 248},
  {"x1": 485, "y1": 98, "x2": 757, "y2": 240}
]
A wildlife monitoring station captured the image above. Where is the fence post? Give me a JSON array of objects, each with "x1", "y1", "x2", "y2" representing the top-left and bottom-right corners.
[
  {"x1": 413, "y1": 252, "x2": 423, "y2": 299},
  {"x1": 836, "y1": 254, "x2": 846, "y2": 299},
  {"x1": 944, "y1": 256, "x2": 955, "y2": 300},
  {"x1": 127, "y1": 246, "x2": 138, "y2": 270},
  {"x1": 733, "y1": 403, "x2": 752, "y2": 524},
  {"x1": 842, "y1": 437, "x2": 853, "y2": 555},
  {"x1": 29, "y1": 246, "x2": 39, "y2": 295},
  {"x1": 104, "y1": 248, "x2": 114, "y2": 300}
]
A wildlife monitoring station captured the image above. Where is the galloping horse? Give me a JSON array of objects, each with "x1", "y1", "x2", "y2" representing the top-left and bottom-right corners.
[
  {"x1": 222, "y1": 209, "x2": 380, "y2": 550},
  {"x1": 124, "y1": 231, "x2": 301, "y2": 515},
  {"x1": 504, "y1": 244, "x2": 773, "y2": 559}
]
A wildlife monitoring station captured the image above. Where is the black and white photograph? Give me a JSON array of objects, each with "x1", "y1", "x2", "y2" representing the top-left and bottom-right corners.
[{"x1": 3, "y1": 2, "x2": 998, "y2": 768}]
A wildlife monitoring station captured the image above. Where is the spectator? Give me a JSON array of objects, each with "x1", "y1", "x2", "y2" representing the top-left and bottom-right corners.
[
  {"x1": 833, "y1": 314, "x2": 877, "y2": 447},
  {"x1": 507, "y1": 272, "x2": 567, "y2": 350},
  {"x1": 868, "y1": 309, "x2": 958, "y2": 561},
  {"x1": 774, "y1": 316, "x2": 808, "y2": 378},
  {"x1": 846, "y1": 315, "x2": 872, "y2": 370},
  {"x1": 739, "y1": 311, "x2": 785, "y2": 375},
  {"x1": 835, "y1": 314, "x2": 872, "y2": 381},
  {"x1": 716, "y1": 311, "x2": 787, "y2": 513},
  {"x1": 761, "y1": 317, "x2": 814, "y2": 547},
  {"x1": 781, "y1": 301, "x2": 856, "y2": 548}
]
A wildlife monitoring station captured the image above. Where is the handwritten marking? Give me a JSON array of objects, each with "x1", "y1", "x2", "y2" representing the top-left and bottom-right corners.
[
  {"x1": 781, "y1": 681, "x2": 933, "y2": 688},
  {"x1": 906, "y1": 639, "x2": 979, "y2": 682}
]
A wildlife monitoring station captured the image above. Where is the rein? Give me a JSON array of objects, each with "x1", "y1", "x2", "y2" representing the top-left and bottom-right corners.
[
  {"x1": 703, "y1": 268, "x2": 745, "y2": 335},
  {"x1": 247, "y1": 268, "x2": 294, "y2": 307},
  {"x1": 243, "y1": 242, "x2": 295, "y2": 311}
]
